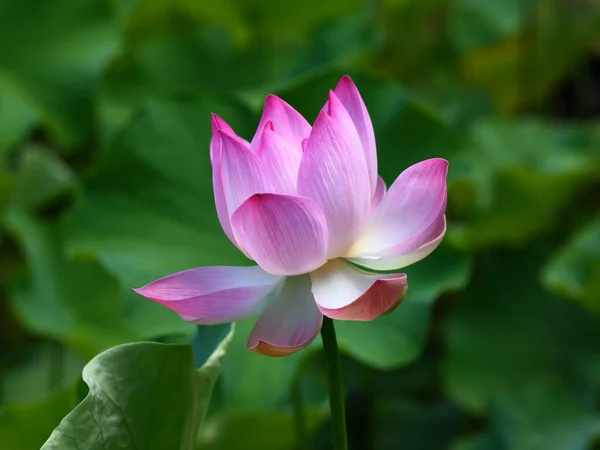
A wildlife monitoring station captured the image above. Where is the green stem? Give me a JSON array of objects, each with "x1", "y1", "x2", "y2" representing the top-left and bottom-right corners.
[
  {"x1": 291, "y1": 380, "x2": 308, "y2": 450},
  {"x1": 320, "y1": 316, "x2": 348, "y2": 450}
]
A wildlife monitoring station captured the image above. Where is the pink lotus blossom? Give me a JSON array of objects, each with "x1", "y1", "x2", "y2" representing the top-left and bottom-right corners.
[{"x1": 134, "y1": 76, "x2": 448, "y2": 357}]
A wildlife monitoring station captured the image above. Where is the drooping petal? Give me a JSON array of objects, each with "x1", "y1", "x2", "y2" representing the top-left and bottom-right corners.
[
  {"x1": 252, "y1": 95, "x2": 311, "y2": 152},
  {"x1": 132, "y1": 266, "x2": 284, "y2": 325},
  {"x1": 298, "y1": 93, "x2": 371, "y2": 258},
  {"x1": 219, "y1": 131, "x2": 271, "y2": 215},
  {"x1": 231, "y1": 194, "x2": 328, "y2": 276},
  {"x1": 248, "y1": 275, "x2": 322, "y2": 356},
  {"x1": 254, "y1": 122, "x2": 302, "y2": 195},
  {"x1": 210, "y1": 115, "x2": 239, "y2": 246},
  {"x1": 370, "y1": 176, "x2": 387, "y2": 212},
  {"x1": 347, "y1": 158, "x2": 448, "y2": 271},
  {"x1": 309, "y1": 260, "x2": 408, "y2": 321},
  {"x1": 332, "y1": 75, "x2": 378, "y2": 194}
]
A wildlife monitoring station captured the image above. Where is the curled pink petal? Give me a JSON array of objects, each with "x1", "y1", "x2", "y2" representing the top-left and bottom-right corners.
[
  {"x1": 347, "y1": 158, "x2": 448, "y2": 271},
  {"x1": 298, "y1": 92, "x2": 370, "y2": 258},
  {"x1": 254, "y1": 122, "x2": 302, "y2": 195},
  {"x1": 370, "y1": 176, "x2": 387, "y2": 212},
  {"x1": 333, "y1": 75, "x2": 378, "y2": 195},
  {"x1": 219, "y1": 131, "x2": 271, "y2": 215},
  {"x1": 132, "y1": 266, "x2": 284, "y2": 325},
  {"x1": 231, "y1": 194, "x2": 328, "y2": 276},
  {"x1": 252, "y1": 95, "x2": 311, "y2": 152},
  {"x1": 310, "y1": 260, "x2": 408, "y2": 321},
  {"x1": 248, "y1": 275, "x2": 322, "y2": 356},
  {"x1": 349, "y1": 216, "x2": 446, "y2": 272}
]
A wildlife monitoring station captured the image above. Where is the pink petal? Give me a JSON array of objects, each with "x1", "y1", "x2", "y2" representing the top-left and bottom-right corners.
[
  {"x1": 254, "y1": 122, "x2": 302, "y2": 195},
  {"x1": 347, "y1": 159, "x2": 448, "y2": 271},
  {"x1": 349, "y1": 217, "x2": 446, "y2": 272},
  {"x1": 231, "y1": 194, "x2": 328, "y2": 276},
  {"x1": 298, "y1": 93, "x2": 371, "y2": 258},
  {"x1": 333, "y1": 76, "x2": 378, "y2": 195},
  {"x1": 210, "y1": 113, "x2": 236, "y2": 141},
  {"x1": 211, "y1": 115, "x2": 239, "y2": 247},
  {"x1": 132, "y1": 266, "x2": 284, "y2": 325},
  {"x1": 310, "y1": 260, "x2": 408, "y2": 321},
  {"x1": 219, "y1": 131, "x2": 271, "y2": 215},
  {"x1": 370, "y1": 176, "x2": 387, "y2": 212},
  {"x1": 252, "y1": 95, "x2": 311, "y2": 152},
  {"x1": 248, "y1": 275, "x2": 322, "y2": 356}
]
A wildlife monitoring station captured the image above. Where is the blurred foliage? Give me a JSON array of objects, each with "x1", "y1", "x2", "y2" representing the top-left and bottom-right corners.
[{"x1": 1, "y1": 0, "x2": 600, "y2": 449}]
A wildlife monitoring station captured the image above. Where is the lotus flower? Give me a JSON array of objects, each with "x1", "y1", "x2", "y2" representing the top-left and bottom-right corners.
[{"x1": 134, "y1": 76, "x2": 448, "y2": 356}]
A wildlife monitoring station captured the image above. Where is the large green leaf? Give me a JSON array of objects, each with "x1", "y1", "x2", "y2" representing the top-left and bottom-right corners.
[
  {"x1": 0, "y1": 0, "x2": 120, "y2": 147},
  {"x1": 542, "y1": 215, "x2": 600, "y2": 314},
  {"x1": 42, "y1": 328, "x2": 233, "y2": 449}
]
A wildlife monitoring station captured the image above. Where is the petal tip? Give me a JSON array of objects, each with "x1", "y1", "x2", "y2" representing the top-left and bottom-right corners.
[
  {"x1": 211, "y1": 113, "x2": 226, "y2": 130},
  {"x1": 429, "y1": 157, "x2": 450, "y2": 169},
  {"x1": 326, "y1": 90, "x2": 342, "y2": 112},
  {"x1": 264, "y1": 94, "x2": 287, "y2": 110},
  {"x1": 130, "y1": 285, "x2": 156, "y2": 300},
  {"x1": 337, "y1": 74, "x2": 355, "y2": 88},
  {"x1": 130, "y1": 286, "x2": 143, "y2": 296}
]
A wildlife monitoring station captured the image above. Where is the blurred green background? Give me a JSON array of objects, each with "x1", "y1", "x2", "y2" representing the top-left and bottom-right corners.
[{"x1": 1, "y1": 0, "x2": 600, "y2": 449}]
